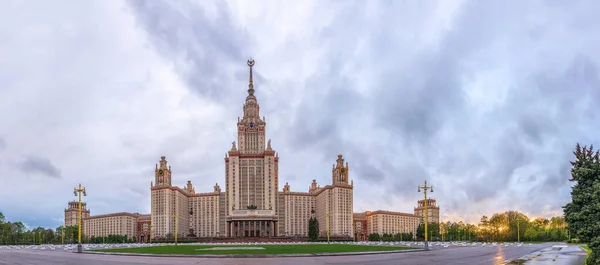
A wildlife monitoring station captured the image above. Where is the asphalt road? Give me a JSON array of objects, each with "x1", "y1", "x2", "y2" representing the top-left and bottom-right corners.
[{"x1": 0, "y1": 243, "x2": 566, "y2": 265}]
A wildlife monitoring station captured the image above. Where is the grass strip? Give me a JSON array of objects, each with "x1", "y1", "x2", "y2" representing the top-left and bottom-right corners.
[{"x1": 92, "y1": 244, "x2": 415, "y2": 255}]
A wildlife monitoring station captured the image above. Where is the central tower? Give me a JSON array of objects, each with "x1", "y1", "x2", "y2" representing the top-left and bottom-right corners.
[
  {"x1": 225, "y1": 59, "x2": 280, "y2": 237},
  {"x1": 238, "y1": 58, "x2": 266, "y2": 155}
]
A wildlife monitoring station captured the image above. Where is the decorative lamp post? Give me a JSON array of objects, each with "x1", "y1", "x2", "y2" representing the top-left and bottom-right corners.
[
  {"x1": 174, "y1": 213, "x2": 178, "y2": 246},
  {"x1": 399, "y1": 224, "x2": 402, "y2": 242},
  {"x1": 418, "y1": 180, "x2": 433, "y2": 250},
  {"x1": 73, "y1": 183, "x2": 86, "y2": 253},
  {"x1": 326, "y1": 212, "x2": 331, "y2": 244},
  {"x1": 517, "y1": 219, "x2": 521, "y2": 243}
]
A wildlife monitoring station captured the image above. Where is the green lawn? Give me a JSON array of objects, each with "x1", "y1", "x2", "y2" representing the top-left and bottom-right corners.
[
  {"x1": 582, "y1": 245, "x2": 591, "y2": 254},
  {"x1": 92, "y1": 244, "x2": 415, "y2": 255}
]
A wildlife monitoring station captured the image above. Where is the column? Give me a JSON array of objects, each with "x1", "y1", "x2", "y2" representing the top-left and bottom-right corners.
[
  {"x1": 253, "y1": 221, "x2": 256, "y2": 237},
  {"x1": 270, "y1": 221, "x2": 274, "y2": 237}
]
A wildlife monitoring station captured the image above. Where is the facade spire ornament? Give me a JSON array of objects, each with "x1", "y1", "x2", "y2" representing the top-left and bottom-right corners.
[
  {"x1": 231, "y1": 141, "x2": 237, "y2": 151},
  {"x1": 267, "y1": 139, "x2": 272, "y2": 150},
  {"x1": 247, "y1": 58, "x2": 255, "y2": 95}
]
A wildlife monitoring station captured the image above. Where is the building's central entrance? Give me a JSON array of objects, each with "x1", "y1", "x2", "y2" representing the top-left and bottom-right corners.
[
  {"x1": 228, "y1": 220, "x2": 278, "y2": 237},
  {"x1": 244, "y1": 229, "x2": 260, "y2": 237}
]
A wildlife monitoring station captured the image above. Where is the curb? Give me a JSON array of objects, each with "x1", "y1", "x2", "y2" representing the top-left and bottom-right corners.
[{"x1": 81, "y1": 248, "x2": 425, "y2": 258}]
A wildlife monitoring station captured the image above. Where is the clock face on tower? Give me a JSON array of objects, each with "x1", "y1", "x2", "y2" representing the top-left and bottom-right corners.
[
  {"x1": 158, "y1": 169, "x2": 163, "y2": 175},
  {"x1": 249, "y1": 122, "x2": 254, "y2": 129},
  {"x1": 340, "y1": 168, "x2": 346, "y2": 174}
]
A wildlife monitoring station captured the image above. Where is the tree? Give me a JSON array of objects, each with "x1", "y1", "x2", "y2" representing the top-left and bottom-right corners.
[
  {"x1": 416, "y1": 222, "x2": 440, "y2": 241},
  {"x1": 368, "y1": 233, "x2": 380, "y2": 241},
  {"x1": 308, "y1": 215, "x2": 319, "y2": 241},
  {"x1": 564, "y1": 143, "x2": 600, "y2": 265},
  {"x1": 63, "y1": 225, "x2": 79, "y2": 244},
  {"x1": 524, "y1": 227, "x2": 538, "y2": 241}
]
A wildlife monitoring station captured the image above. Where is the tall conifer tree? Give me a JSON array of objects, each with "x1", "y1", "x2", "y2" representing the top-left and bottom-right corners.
[{"x1": 564, "y1": 144, "x2": 600, "y2": 264}]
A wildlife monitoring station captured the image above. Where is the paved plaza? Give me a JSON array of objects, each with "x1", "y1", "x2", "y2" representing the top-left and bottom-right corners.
[{"x1": 0, "y1": 242, "x2": 586, "y2": 265}]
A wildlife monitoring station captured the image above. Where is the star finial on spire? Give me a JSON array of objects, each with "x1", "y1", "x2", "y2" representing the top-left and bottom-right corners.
[{"x1": 247, "y1": 58, "x2": 255, "y2": 95}]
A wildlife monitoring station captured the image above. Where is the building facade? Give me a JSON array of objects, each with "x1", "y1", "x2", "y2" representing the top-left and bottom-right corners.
[
  {"x1": 149, "y1": 59, "x2": 354, "y2": 239},
  {"x1": 352, "y1": 200, "x2": 441, "y2": 240},
  {"x1": 414, "y1": 198, "x2": 440, "y2": 224},
  {"x1": 63, "y1": 59, "x2": 439, "y2": 242},
  {"x1": 352, "y1": 212, "x2": 368, "y2": 241},
  {"x1": 83, "y1": 212, "x2": 141, "y2": 240},
  {"x1": 363, "y1": 211, "x2": 421, "y2": 236},
  {"x1": 64, "y1": 201, "x2": 90, "y2": 229}
]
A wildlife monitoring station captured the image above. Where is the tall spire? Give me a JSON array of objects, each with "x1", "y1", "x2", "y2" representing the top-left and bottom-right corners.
[
  {"x1": 247, "y1": 58, "x2": 255, "y2": 95},
  {"x1": 242, "y1": 58, "x2": 260, "y2": 121}
]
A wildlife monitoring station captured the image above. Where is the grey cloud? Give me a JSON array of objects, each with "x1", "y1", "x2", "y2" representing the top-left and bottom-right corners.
[
  {"x1": 282, "y1": 0, "x2": 600, "y2": 214},
  {"x1": 0, "y1": 137, "x2": 5, "y2": 151},
  {"x1": 129, "y1": 0, "x2": 600, "y2": 219},
  {"x1": 127, "y1": 0, "x2": 248, "y2": 103},
  {"x1": 0, "y1": 0, "x2": 600, "y2": 228},
  {"x1": 18, "y1": 156, "x2": 61, "y2": 179},
  {"x1": 128, "y1": 187, "x2": 147, "y2": 197},
  {"x1": 354, "y1": 163, "x2": 385, "y2": 183}
]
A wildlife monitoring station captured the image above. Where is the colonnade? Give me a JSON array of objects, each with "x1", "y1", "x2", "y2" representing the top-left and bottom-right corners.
[{"x1": 227, "y1": 220, "x2": 277, "y2": 237}]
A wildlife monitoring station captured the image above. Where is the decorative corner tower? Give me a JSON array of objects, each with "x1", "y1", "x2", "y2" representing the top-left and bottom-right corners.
[
  {"x1": 64, "y1": 201, "x2": 90, "y2": 228},
  {"x1": 414, "y1": 198, "x2": 440, "y2": 224},
  {"x1": 283, "y1": 182, "x2": 291, "y2": 193},
  {"x1": 150, "y1": 155, "x2": 183, "y2": 239},
  {"x1": 185, "y1": 180, "x2": 195, "y2": 194},
  {"x1": 309, "y1": 179, "x2": 319, "y2": 193},
  {"x1": 332, "y1": 155, "x2": 351, "y2": 185},
  {"x1": 153, "y1": 156, "x2": 172, "y2": 187}
]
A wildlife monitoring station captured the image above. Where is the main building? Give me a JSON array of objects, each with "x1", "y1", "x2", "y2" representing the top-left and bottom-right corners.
[{"x1": 64, "y1": 59, "x2": 439, "y2": 242}]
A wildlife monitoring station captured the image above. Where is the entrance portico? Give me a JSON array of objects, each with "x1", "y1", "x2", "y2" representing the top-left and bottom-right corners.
[{"x1": 227, "y1": 220, "x2": 278, "y2": 237}]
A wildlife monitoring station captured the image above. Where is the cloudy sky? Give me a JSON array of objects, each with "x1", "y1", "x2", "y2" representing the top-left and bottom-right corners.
[{"x1": 1, "y1": 0, "x2": 600, "y2": 229}]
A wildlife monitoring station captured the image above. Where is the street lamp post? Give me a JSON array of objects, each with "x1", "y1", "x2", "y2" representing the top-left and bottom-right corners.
[
  {"x1": 517, "y1": 219, "x2": 520, "y2": 243},
  {"x1": 326, "y1": 212, "x2": 331, "y2": 244},
  {"x1": 468, "y1": 226, "x2": 470, "y2": 242},
  {"x1": 400, "y1": 224, "x2": 403, "y2": 242},
  {"x1": 418, "y1": 180, "x2": 433, "y2": 250},
  {"x1": 174, "y1": 213, "x2": 178, "y2": 246},
  {"x1": 73, "y1": 183, "x2": 86, "y2": 253}
]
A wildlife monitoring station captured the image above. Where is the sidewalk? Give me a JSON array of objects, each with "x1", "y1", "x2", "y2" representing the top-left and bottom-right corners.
[{"x1": 505, "y1": 245, "x2": 588, "y2": 265}]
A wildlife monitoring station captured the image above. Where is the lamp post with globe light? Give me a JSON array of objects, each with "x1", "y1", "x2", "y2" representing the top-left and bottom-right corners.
[
  {"x1": 418, "y1": 180, "x2": 433, "y2": 250},
  {"x1": 73, "y1": 183, "x2": 86, "y2": 253}
]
